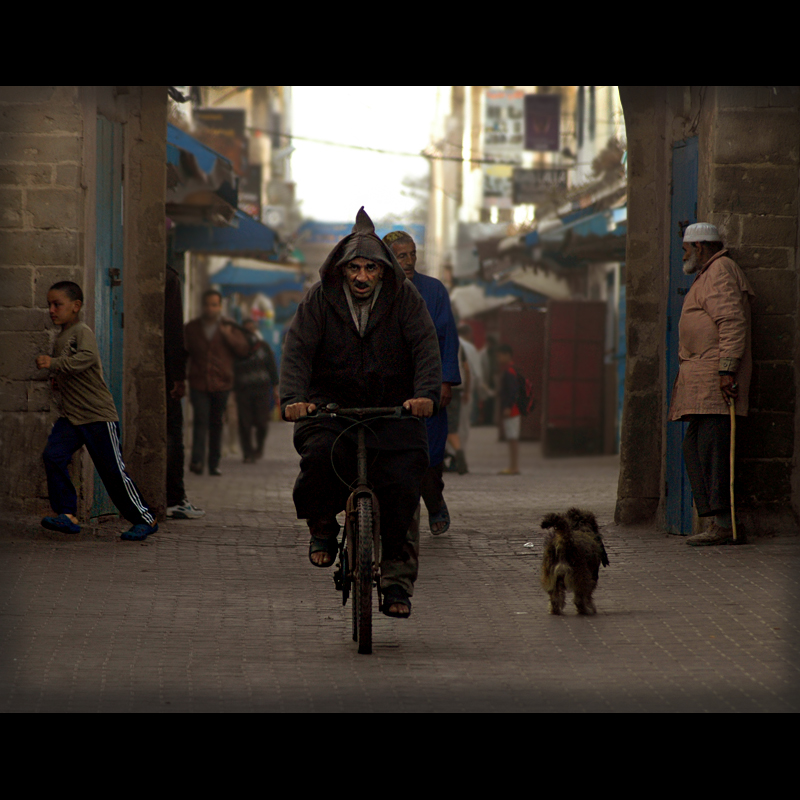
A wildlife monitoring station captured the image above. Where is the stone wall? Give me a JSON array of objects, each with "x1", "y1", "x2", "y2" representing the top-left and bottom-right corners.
[
  {"x1": 706, "y1": 86, "x2": 800, "y2": 532},
  {"x1": 0, "y1": 86, "x2": 85, "y2": 513},
  {"x1": 120, "y1": 86, "x2": 168, "y2": 517},
  {"x1": 0, "y1": 86, "x2": 168, "y2": 519},
  {"x1": 614, "y1": 86, "x2": 670, "y2": 524},
  {"x1": 617, "y1": 86, "x2": 800, "y2": 534}
]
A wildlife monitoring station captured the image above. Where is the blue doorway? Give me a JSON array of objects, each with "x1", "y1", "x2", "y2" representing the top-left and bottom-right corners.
[
  {"x1": 91, "y1": 115, "x2": 125, "y2": 518},
  {"x1": 664, "y1": 136, "x2": 698, "y2": 534}
]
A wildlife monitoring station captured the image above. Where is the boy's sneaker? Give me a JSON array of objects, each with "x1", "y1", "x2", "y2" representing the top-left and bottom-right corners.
[
  {"x1": 41, "y1": 514, "x2": 81, "y2": 534},
  {"x1": 121, "y1": 522, "x2": 158, "y2": 541},
  {"x1": 167, "y1": 499, "x2": 205, "y2": 519}
]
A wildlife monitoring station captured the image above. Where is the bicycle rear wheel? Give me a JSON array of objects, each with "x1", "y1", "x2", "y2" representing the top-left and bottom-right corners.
[{"x1": 355, "y1": 495, "x2": 373, "y2": 655}]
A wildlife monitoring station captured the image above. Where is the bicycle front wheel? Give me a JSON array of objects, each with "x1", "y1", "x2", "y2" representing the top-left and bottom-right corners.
[{"x1": 355, "y1": 495, "x2": 373, "y2": 655}]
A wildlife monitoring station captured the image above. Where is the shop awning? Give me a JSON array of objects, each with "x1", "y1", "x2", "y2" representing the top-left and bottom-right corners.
[
  {"x1": 209, "y1": 261, "x2": 305, "y2": 296},
  {"x1": 450, "y1": 284, "x2": 518, "y2": 319},
  {"x1": 167, "y1": 123, "x2": 238, "y2": 226},
  {"x1": 505, "y1": 267, "x2": 572, "y2": 300},
  {"x1": 173, "y1": 209, "x2": 281, "y2": 261},
  {"x1": 524, "y1": 205, "x2": 627, "y2": 265}
]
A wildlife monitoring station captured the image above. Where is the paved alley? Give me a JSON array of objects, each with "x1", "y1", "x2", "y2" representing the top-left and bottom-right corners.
[{"x1": 2, "y1": 423, "x2": 799, "y2": 712}]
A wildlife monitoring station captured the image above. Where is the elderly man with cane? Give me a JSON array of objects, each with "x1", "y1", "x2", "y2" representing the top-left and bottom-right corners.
[{"x1": 668, "y1": 223, "x2": 755, "y2": 545}]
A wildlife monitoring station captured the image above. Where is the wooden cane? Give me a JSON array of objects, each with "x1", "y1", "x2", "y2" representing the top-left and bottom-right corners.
[{"x1": 729, "y1": 397, "x2": 737, "y2": 541}]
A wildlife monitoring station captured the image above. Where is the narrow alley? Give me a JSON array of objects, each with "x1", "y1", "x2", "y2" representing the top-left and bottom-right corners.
[{"x1": 2, "y1": 423, "x2": 798, "y2": 712}]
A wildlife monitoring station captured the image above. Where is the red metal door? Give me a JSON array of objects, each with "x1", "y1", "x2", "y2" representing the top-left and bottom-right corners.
[
  {"x1": 542, "y1": 300, "x2": 605, "y2": 456},
  {"x1": 498, "y1": 306, "x2": 545, "y2": 441}
]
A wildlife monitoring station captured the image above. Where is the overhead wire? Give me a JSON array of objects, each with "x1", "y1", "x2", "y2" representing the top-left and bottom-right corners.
[{"x1": 245, "y1": 125, "x2": 601, "y2": 168}]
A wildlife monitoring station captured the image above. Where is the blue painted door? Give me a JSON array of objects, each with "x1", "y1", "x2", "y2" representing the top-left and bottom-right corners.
[
  {"x1": 664, "y1": 137, "x2": 698, "y2": 534},
  {"x1": 91, "y1": 115, "x2": 125, "y2": 518}
]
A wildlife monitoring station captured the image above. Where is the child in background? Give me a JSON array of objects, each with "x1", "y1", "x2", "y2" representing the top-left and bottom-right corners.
[
  {"x1": 35, "y1": 281, "x2": 158, "y2": 541},
  {"x1": 497, "y1": 344, "x2": 521, "y2": 475}
]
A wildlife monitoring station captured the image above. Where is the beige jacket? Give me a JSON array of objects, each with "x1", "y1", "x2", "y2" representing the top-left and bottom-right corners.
[
  {"x1": 668, "y1": 250, "x2": 755, "y2": 420},
  {"x1": 49, "y1": 322, "x2": 119, "y2": 425}
]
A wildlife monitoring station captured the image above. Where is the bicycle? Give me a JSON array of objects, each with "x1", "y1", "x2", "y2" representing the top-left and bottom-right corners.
[{"x1": 306, "y1": 403, "x2": 418, "y2": 655}]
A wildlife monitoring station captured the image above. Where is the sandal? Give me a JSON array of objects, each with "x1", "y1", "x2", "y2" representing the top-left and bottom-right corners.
[
  {"x1": 429, "y1": 500, "x2": 450, "y2": 535},
  {"x1": 382, "y1": 584, "x2": 411, "y2": 619},
  {"x1": 308, "y1": 519, "x2": 340, "y2": 568}
]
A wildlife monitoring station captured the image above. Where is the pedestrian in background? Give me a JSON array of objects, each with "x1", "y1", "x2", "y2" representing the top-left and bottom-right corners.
[
  {"x1": 444, "y1": 341, "x2": 470, "y2": 474},
  {"x1": 164, "y1": 265, "x2": 204, "y2": 519},
  {"x1": 479, "y1": 333, "x2": 499, "y2": 425},
  {"x1": 668, "y1": 222, "x2": 754, "y2": 545},
  {"x1": 457, "y1": 322, "x2": 485, "y2": 457},
  {"x1": 235, "y1": 318, "x2": 279, "y2": 464},
  {"x1": 384, "y1": 230, "x2": 461, "y2": 534},
  {"x1": 497, "y1": 343, "x2": 521, "y2": 475},
  {"x1": 36, "y1": 281, "x2": 158, "y2": 541},
  {"x1": 184, "y1": 289, "x2": 250, "y2": 477}
]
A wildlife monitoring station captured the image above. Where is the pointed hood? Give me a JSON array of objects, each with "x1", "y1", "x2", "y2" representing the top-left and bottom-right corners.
[
  {"x1": 318, "y1": 207, "x2": 406, "y2": 287},
  {"x1": 313, "y1": 206, "x2": 410, "y2": 336}
]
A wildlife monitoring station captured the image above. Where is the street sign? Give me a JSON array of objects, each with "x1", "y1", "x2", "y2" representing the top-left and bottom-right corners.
[
  {"x1": 513, "y1": 168, "x2": 568, "y2": 204},
  {"x1": 524, "y1": 94, "x2": 561, "y2": 152}
]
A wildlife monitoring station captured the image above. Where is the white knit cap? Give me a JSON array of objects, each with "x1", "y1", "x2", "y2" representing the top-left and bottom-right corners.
[{"x1": 683, "y1": 222, "x2": 722, "y2": 243}]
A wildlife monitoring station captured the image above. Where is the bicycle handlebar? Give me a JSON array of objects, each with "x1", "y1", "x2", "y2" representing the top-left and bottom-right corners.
[{"x1": 307, "y1": 404, "x2": 412, "y2": 419}]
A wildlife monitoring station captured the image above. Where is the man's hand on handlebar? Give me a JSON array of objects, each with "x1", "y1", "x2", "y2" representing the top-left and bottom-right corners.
[
  {"x1": 284, "y1": 402, "x2": 317, "y2": 421},
  {"x1": 402, "y1": 398, "x2": 434, "y2": 418}
]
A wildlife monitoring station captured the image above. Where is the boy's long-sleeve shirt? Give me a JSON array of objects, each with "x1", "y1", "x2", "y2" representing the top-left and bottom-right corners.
[
  {"x1": 48, "y1": 322, "x2": 119, "y2": 425},
  {"x1": 500, "y1": 363, "x2": 521, "y2": 417}
]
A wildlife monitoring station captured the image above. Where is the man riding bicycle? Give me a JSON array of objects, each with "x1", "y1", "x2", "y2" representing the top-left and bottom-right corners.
[{"x1": 280, "y1": 207, "x2": 441, "y2": 618}]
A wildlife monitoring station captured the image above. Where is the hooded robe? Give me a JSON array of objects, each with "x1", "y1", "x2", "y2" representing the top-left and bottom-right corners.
[{"x1": 280, "y1": 207, "x2": 442, "y2": 453}]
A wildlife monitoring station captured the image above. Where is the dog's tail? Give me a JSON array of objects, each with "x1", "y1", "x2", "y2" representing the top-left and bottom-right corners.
[{"x1": 541, "y1": 513, "x2": 573, "y2": 585}]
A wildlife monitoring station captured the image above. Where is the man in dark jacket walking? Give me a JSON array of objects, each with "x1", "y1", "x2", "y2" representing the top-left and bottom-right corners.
[
  {"x1": 280, "y1": 207, "x2": 441, "y2": 618},
  {"x1": 184, "y1": 289, "x2": 250, "y2": 476},
  {"x1": 235, "y1": 318, "x2": 279, "y2": 463}
]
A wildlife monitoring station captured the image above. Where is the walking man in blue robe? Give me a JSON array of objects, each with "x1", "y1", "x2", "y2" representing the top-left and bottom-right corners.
[{"x1": 384, "y1": 231, "x2": 461, "y2": 535}]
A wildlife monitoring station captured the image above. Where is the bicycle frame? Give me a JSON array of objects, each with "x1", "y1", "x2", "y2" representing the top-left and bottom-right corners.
[{"x1": 305, "y1": 404, "x2": 413, "y2": 654}]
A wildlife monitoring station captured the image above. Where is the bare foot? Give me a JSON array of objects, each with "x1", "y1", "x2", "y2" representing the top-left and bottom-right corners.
[{"x1": 310, "y1": 550, "x2": 334, "y2": 567}]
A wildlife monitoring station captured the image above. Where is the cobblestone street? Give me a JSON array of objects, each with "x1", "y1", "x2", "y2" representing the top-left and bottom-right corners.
[{"x1": 2, "y1": 423, "x2": 799, "y2": 712}]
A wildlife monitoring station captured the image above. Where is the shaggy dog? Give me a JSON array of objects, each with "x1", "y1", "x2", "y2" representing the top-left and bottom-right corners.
[{"x1": 540, "y1": 508, "x2": 609, "y2": 615}]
